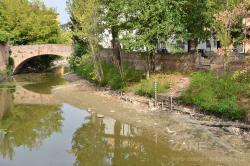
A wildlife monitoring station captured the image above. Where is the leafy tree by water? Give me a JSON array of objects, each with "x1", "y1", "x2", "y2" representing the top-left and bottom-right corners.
[
  {"x1": 122, "y1": 0, "x2": 186, "y2": 78},
  {"x1": 0, "y1": 0, "x2": 62, "y2": 45},
  {"x1": 67, "y1": 0, "x2": 104, "y2": 81}
]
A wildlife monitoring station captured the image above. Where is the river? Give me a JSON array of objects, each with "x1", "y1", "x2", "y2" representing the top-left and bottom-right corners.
[{"x1": 0, "y1": 72, "x2": 249, "y2": 166}]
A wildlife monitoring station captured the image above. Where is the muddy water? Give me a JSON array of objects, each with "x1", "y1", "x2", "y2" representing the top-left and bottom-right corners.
[{"x1": 0, "y1": 73, "x2": 249, "y2": 166}]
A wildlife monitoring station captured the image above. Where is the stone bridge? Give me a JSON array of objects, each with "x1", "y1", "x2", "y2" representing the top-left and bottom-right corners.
[
  {"x1": 14, "y1": 86, "x2": 56, "y2": 105},
  {"x1": 10, "y1": 44, "x2": 73, "y2": 74}
]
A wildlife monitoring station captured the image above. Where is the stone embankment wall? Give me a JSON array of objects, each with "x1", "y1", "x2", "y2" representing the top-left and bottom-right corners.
[
  {"x1": 100, "y1": 49, "x2": 197, "y2": 72},
  {"x1": 100, "y1": 49, "x2": 250, "y2": 72},
  {"x1": 210, "y1": 53, "x2": 248, "y2": 72}
]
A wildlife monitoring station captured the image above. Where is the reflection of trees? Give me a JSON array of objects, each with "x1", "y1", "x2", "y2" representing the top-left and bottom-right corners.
[
  {"x1": 14, "y1": 73, "x2": 65, "y2": 94},
  {"x1": 71, "y1": 114, "x2": 111, "y2": 166},
  {"x1": 0, "y1": 89, "x2": 13, "y2": 120},
  {"x1": 71, "y1": 114, "x2": 179, "y2": 166},
  {"x1": 0, "y1": 104, "x2": 63, "y2": 160}
]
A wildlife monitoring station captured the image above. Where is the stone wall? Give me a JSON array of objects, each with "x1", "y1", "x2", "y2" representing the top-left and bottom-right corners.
[
  {"x1": 210, "y1": 53, "x2": 248, "y2": 72},
  {"x1": 99, "y1": 49, "x2": 250, "y2": 73},
  {"x1": 100, "y1": 49, "x2": 197, "y2": 72}
]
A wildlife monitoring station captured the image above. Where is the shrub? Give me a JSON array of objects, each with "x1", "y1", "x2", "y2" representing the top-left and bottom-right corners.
[
  {"x1": 70, "y1": 54, "x2": 143, "y2": 90},
  {"x1": 231, "y1": 69, "x2": 250, "y2": 83},
  {"x1": 102, "y1": 63, "x2": 143, "y2": 90},
  {"x1": 181, "y1": 72, "x2": 248, "y2": 120},
  {"x1": 74, "y1": 54, "x2": 96, "y2": 81}
]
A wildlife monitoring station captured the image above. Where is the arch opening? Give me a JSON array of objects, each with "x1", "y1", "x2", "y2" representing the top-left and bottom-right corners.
[{"x1": 14, "y1": 54, "x2": 65, "y2": 74}]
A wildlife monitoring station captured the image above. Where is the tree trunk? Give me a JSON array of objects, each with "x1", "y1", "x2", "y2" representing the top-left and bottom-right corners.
[
  {"x1": 188, "y1": 40, "x2": 192, "y2": 53},
  {"x1": 90, "y1": 44, "x2": 103, "y2": 82},
  {"x1": 149, "y1": 52, "x2": 156, "y2": 72},
  {"x1": 111, "y1": 28, "x2": 122, "y2": 67},
  {"x1": 146, "y1": 55, "x2": 150, "y2": 80}
]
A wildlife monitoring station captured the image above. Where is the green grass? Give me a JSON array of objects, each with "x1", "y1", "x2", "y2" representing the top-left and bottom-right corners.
[
  {"x1": 181, "y1": 72, "x2": 250, "y2": 120},
  {"x1": 135, "y1": 79, "x2": 169, "y2": 98},
  {"x1": 126, "y1": 74, "x2": 170, "y2": 98}
]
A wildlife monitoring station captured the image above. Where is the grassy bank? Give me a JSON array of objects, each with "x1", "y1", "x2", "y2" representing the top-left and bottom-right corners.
[
  {"x1": 127, "y1": 75, "x2": 170, "y2": 98},
  {"x1": 70, "y1": 55, "x2": 170, "y2": 96},
  {"x1": 181, "y1": 71, "x2": 250, "y2": 120}
]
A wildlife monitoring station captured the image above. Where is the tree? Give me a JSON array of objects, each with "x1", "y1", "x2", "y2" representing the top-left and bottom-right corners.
[
  {"x1": 214, "y1": 1, "x2": 249, "y2": 69},
  {"x1": 181, "y1": 0, "x2": 213, "y2": 51},
  {"x1": 122, "y1": 0, "x2": 185, "y2": 79},
  {"x1": 67, "y1": 0, "x2": 104, "y2": 81},
  {"x1": 0, "y1": 0, "x2": 62, "y2": 45},
  {"x1": 101, "y1": 0, "x2": 131, "y2": 68}
]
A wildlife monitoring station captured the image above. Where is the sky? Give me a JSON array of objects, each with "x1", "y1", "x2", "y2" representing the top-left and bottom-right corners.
[{"x1": 43, "y1": 0, "x2": 69, "y2": 24}]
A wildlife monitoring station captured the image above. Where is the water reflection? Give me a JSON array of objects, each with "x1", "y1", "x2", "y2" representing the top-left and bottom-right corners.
[
  {"x1": 0, "y1": 104, "x2": 63, "y2": 160},
  {"x1": 71, "y1": 113, "x2": 210, "y2": 166},
  {"x1": 0, "y1": 89, "x2": 13, "y2": 120},
  {"x1": 14, "y1": 72, "x2": 65, "y2": 94},
  {"x1": 0, "y1": 73, "x2": 65, "y2": 160},
  {"x1": 0, "y1": 73, "x2": 219, "y2": 165}
]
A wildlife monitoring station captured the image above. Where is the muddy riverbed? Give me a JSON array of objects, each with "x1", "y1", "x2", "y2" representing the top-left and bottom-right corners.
[{"x1": 0, "y1": 72, "x2": 249, "y2": 166}]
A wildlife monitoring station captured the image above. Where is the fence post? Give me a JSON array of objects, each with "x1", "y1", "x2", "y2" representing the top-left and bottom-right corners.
[{"x1": 154, "y1": 79, "x2": 157, "y2": 107}]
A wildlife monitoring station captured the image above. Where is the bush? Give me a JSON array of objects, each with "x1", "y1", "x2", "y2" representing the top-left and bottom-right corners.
[
  {"x1": 181, "y1": 72, "x2": 248, "y2": 120},
  {"x1": 231, "y1": 69, "x2": 250, "y2": 83},
  {"x1": 135, "y1": 77, "x2": 170, "y2": 98},
  {"x1": 73, "y1": 54, "x2": 96, "y2": 81},
  {"x1": 71, "y1": 54, "x2": 143, "y2": 90}
]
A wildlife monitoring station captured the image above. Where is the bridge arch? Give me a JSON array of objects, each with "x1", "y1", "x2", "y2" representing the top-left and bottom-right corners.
[{"x1": 10, "y1": 44, "x2": 73, "y2": 74}]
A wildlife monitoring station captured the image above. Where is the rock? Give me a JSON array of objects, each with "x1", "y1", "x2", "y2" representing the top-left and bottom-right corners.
[
  {"x1": 97, "y1": 114, "x2": 104, "y2": 118},
  {"x1": 224, "y1": 127, "x2": 241, "y2": 135},
  {"x1": 150, "y1": 107, "x2": 158, "y2": 111},
  {"x1": 110, "y1": 110, "x2": 115, "y2": 113},
  {"x1": 148, "y1": 101, "x2": 154, "y2": 108}
]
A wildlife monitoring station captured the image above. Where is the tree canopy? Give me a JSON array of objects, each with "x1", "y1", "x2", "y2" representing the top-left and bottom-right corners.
[{"x1": 0, "y1": 0, "x2": 63, "y2": 45}]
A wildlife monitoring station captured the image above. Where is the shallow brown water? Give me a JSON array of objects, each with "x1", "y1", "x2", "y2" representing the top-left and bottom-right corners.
[{"x1": 0, "y1": 73, "x2": 249, "y2": 166}]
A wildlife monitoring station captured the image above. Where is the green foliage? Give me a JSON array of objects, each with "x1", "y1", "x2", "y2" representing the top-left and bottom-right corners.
[
  {"x1": 101, "y1": 63, "x2": 143, "y2": 90},
  {"x1": 6, "y1": 57, "x2": 14, "y2": 75},
  {"x1": 180, "y1": 0, "x2": 212, "y2": 42},
  {"x1": 73, "y1": 54, "x2": 97, "y2": 81},
  {"x1": 67, "y1": 0, "x2": 104, "y2": 81},
  {"x1": 71, "y1": 54, "x2": 143, "y2": 90},
  {"x1": 0, "y1": 0, "x2": 62, "y2": 45},
  {"x1": 122, "y1": 0, "x2": 185, "y2": 53},
  {"x1": 231, "y1": 69, "x2": 250, "y2": 83},
  {"x1": 181, "y1": 72, "x2": 249, "y2": 120},
  {"x1": 135, "y1": 77, "x2": 170, "y2": 98},
  {"x1": 0, "y1": 30, "x2": 9, "y2": 43}
]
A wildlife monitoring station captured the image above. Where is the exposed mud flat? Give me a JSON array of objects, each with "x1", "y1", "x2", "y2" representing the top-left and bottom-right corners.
[{"x1": 50, "y1": 73, "x2": 250, "y2": 166}]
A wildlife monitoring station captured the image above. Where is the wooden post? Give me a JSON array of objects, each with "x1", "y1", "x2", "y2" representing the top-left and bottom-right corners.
[{"x1": 154, "y1": 79, "x2": 157, "y2": 106}]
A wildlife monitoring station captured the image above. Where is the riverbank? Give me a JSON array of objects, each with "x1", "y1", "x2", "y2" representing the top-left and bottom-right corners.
[
  {"x1": 64, "y1": 72, "x2": 250, "y2": 130},
  {"x1": 0, "y1": 71, "x2": 7, "y2": 82},
  {"x1": 51, "y1": 72, "x2": 250, "y2": 165}
]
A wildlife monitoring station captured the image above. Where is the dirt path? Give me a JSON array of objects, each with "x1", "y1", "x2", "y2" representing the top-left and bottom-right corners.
[{"x1": 166, "y1": 75, "x2": 190, "y2": 98}]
